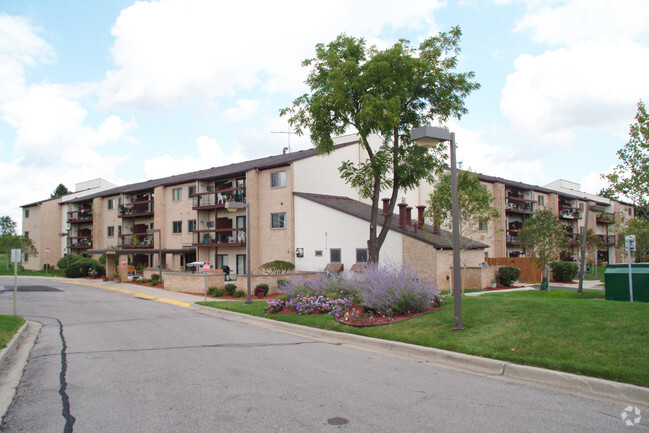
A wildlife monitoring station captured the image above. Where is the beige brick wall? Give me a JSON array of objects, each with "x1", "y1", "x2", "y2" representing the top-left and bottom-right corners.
[
  {"x1": 491, "y1": 182, "x2": 506, "y2": 257},
  {"x1": 22, "y1": 198, "x2": 62, "y2": 270}
]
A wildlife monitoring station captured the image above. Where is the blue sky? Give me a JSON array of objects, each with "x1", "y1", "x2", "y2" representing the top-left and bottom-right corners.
[{"x1": 2, "y1": 0, "x2": 648, "y2": 228}]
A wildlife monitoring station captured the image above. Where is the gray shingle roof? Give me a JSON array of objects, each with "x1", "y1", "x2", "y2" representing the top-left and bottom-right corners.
[{"x1": 294, "y1": 192, "x2": 488, "y2": 250}]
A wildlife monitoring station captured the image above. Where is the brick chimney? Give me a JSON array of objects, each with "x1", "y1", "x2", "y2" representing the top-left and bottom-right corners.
[
  {"x1": 397, "y1": 203, "x2": 408, "y2": 230},
  {"x1": 416, "y1": 205, "x2": 426, "y2": 229},
  {"x1": 382, "y1": 198, "x2": 391, "y2": 216},
  {"x1": 406, "y1": 206, "x2": 413, "y2": 228}
]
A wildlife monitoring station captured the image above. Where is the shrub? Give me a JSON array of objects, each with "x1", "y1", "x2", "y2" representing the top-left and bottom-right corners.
[
  {"x1": 132, "y1": 276, "x2": 139, "y2": 282},
  {"x1": 551, "y1": 262, "x2": 579, "y2": 282},
  {"x1": 208, "y1": 286, "x2": 225, "y2": 297},
  {"x1": 255, "y1": 283, "x2": 270, "y2": 297},
  {"x1": 497, "y1": 266, "x2": 521, "y2": 287},
  {"x1": 233, "y1": 290, "x2": 246, "y2": 298},
  {"x1": 259, "y1": 260, "x2": 295, "y2": 274},
  {"x1": 64, "y1": 258, "x2": 105, "y2": 278},
  {"x1": 277, "y1": 279, "x2": 288, "y2": 290},
  {"x1": 224, "y1": 284, "x2": 237, "y2": 296},
  {"x1": 138, "y1": 278, "x2": 150, "y2": 284},
  {"x1": 57, "y1": 254, "x2": 83, "y2": 270},
  {"x1": 150, "y1": 274, "x2": 160, "y2": 285}
]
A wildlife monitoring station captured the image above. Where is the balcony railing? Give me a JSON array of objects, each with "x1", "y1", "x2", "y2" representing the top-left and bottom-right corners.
[
  {"x1": 67, "y1": 209, "x2": 93, "y2": 223},
  {"x1": 505, "y1": 200, "x2": 534, "y2": 214},
  {"x1": 599, "y1": 234, "x2": 615, "y2": 246},
  {"x1": 119, "y1": 200, "x2": 154, "y2": 218},
  {"x1": 69, "y1": 236, "x2": 93, "y2": 249},
  {"x1": 506, "y1": 234, "x2": 522, "y2": 244},
  {"x1": 559, "y1": 208, "x2": 581, "y2": 220},
  {"x1": 193, "y1": 228, "x2": 246, "y2": 247},
  {"x1": 596, "y1": 213, "x2": 615, "y2": 225},
  {"x1": 118, "y1": 233, "x2": 154, "y2": 248},
  {"x1": 193, "y1": 187, "x2": 246, "y2": 210}
]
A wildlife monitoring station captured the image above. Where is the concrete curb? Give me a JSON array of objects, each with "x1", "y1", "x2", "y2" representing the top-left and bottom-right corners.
[
  {"x1": 192, "y1": 304, "x2": 649, "y2": 409},
  {"x1": 0, "y1": 322, "x2": 28, "y2": 368}
]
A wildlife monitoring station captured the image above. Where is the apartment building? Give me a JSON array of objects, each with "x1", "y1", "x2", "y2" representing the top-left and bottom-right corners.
[{"x1": 21, "y1": 133, "x2": 633, "y2": 285}]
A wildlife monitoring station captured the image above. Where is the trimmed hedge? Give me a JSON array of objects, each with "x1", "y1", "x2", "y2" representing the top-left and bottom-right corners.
[
  {"x1": 64, "y1": 258, "x2": 105, "y2": 278},
  {"x1": 255, "y1": 283, "x2": 270, "y2": 296},
  {"x1": 57, "y1": 254, "x2": 83, "y2": 270},
  {"x1": 497, "y1": 266, "x2": 521, "y2": 287},
  {"x1": 224, "y1": 284, "x2": 237, "y2": 296},
  {"x1": 259, "y1": 260, "x2": 295, "y2": 274},
  {"x1": 551, "y1": 261, "x2": 579, "y2": 282}
]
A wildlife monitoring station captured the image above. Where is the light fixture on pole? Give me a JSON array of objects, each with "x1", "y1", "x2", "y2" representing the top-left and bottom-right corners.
[
  {"x1": 59, "y1": 226, "x2": 72, "y2": 269},
  {"x1": 411, "y1": 126, "x2": 463, "y2": 331},
  {"x1": 225, "y1": 201, "x2": 252, "y2": 304},
  {"x1": 147, "y1": 228, "x2": 163, "y2": 282}
]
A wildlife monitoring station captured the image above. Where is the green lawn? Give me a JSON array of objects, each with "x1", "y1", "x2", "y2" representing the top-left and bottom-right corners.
[
  {"x1": 0, "y1": 254, "x2": 63, "y2": 277},
  {"x1": 198, "y1": 289, "x2": 649, "y2": 387},
  {"x1": 584, "y1": 265, "x2": 607, "y2": 283},
  {"x1": 0, "y1": 315, "x2": 25, "y2": 348}
]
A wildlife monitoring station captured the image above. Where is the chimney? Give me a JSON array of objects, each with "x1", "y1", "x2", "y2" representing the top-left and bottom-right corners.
[
  {"x1": 397, "y1": 203, "x2": 408, "y2": 230},
  {"x1": 406, "y1": 206, "x2": 413, "y2": 228},
  {"x1": 416, "y1": 205, "x2": 426, "y2": 229},
  {"x1": 382, "y1": 198, "x2": 391, "y2": 216}
]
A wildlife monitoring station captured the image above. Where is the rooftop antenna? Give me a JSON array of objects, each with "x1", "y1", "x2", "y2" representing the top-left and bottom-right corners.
[{"x1": 272, "y1": 129, "x2": 295, "y2": 154}]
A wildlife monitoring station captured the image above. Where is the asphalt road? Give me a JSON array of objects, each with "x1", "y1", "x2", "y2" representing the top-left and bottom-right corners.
[{"x1": 0, "y1": 276, "x2": 645, "y2": 432}]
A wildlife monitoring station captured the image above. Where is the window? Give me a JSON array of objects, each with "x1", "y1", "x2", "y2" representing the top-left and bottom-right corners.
[
  {"x1": 356, "y1": 248, "x2": 368, "y2": 263},
  {"x1": 107, "y1": 199, "x2": 114, "y2": 210},
  {"x1": 24, "y1": 231, "x2": 29, "y2": 239},
  {"x1": 628, "y1": 208, "x2": 633, "y2": 216},
  {"x1": 217, "y1": 254, "x2": 228, "y2": 269},
  {"x1": 537, "y1": 195, "x2": 545, "y2": 206},
  {"x1": 24, "y1": 254, "x2": 29, "y2": 262},
  {"x1": 24, "y1": 209, "x2": 29, "y2": 218},
  {"x1": 271, "y1": 212, "x2": 286, "y2": 228},
  {"x1": 107, "y1": 226, "x2": 114, "y2": 237},
  {"x1": 118, "y1": 226, "x2": 122, "y2": 236},
  {"x1": 271, "y1": 171, "x2": 286, "y2": 188},
  {"x1": 188, "y1": 186, "x2": 195, "y2": 198},
  {"x1": 236, "y1": 254, "x2": 246, "y2": 275},
  {"x1": 118, "y1": 198, "x2": 123, "y2": 206},
  {"x1": 315, "y1": 250, "x2": 323, "y2": 257},
  {"x1": 172, "y1": 221, "x2": 182, "y2": 234},
  {"x1": 188, "y1": 220, "x2": 196, "y2": 233},
  {"x1": 330, "y1": 248, "x2": 341, "y2": 263},
  {"x1": 172, "y1": 188, "x2": 182, "y2": 201},
  {"x1": 579, "y1": 203, "x2": 584, "y2": 211},
  {"x1": 479, "y1": 220, "x2": 488, "y2": 231}
]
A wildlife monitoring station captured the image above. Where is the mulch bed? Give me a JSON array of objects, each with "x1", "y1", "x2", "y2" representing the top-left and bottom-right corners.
[
  {"x1": 484, "y1": 285, "x2": 525, "y2": 291},
  {"x1": 191, "y1": 292, "x2": 283, "y2": 301},
  {"x1": 335, "y1": 305, "x2": 441, "y2": 327}
]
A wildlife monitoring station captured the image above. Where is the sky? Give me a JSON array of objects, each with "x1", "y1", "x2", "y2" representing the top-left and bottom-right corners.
[{"x1": 2, "y1": 0, "x2": 648, "y2": 230}]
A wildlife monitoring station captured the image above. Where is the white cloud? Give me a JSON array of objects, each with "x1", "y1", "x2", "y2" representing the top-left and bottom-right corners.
[
  {"x1": 500, "y1": 37, "x2": 649, "y2": 147},
  {"x1": 514, "y1": 0, "x2": 649, "y2": 46},
  {"x1": 98, "y1": 0, "x2": 445, "y2": 111},
  {"x1": 219, "y1": 99, "x2": 260, "y2": 124},
  {"x1": 142, "y1": 135, "x2": 246, "y2": 179}
]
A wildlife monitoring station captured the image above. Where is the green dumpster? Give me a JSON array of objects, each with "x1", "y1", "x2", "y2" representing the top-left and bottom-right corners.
[{"x1": 605, "y1": 263, "x2": 649, "y2": 302}]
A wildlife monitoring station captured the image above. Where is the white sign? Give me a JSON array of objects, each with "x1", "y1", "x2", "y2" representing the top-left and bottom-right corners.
[
  {"x1": 10, "y1": 249, "x2": 21, "y2": 263},
  {"x1": 203, "y1": 262, "x2": 211, "y2": 273},
  {"x1": 45, "y1": 248, "x2": 50, "y2": 254},
  {"x1": 121, "y1": 257, "x2": 128, "y2": 266},
  {"x1": 625, "y1": 235, "x2": 636, "y2": 252}
]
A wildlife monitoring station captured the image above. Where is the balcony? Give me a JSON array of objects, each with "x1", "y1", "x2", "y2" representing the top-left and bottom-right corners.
[
  {"x1": 193, "y1": 228, "x2": 246, "y2": 247},
  {"x1": 118, "y1": 233, "x2": 154, "y2": 249},
  {"x1": 599, "y1": 234, "x2": 616, "y2": 246},
  {"x1": 67, "y1": 209, "x2": 93, "y2": 224},
  {"x1": 119, "y1": 200, "x2": 154, "y2": 218},
  {"x1": 506, "y1": 232, "x2": 522, "y2": 244},
  {"x1": 69, "y1": 236, "x2": 93, "y2": 249},
  {"x1": 596, "y1": 213, "x2": 615, "y2": 225},
  {"x1": 193, "y1": 186, "x2": 246, "y2": 210},
  {"x1": 505, "y1": 196, "x2": 534, "y2": 214},
  {"x1": 559, "y1": 207, "x2": 581, "y2": 220},
  {"x1": 565, "y1": 233, "x2": 579, "y2": 245}
]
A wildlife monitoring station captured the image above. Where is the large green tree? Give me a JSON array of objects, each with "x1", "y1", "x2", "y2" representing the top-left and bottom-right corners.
[
  {"x1": 426, "y1": 168, "x2": 499, "y2": 250},
  {"x1": 603, "y1": 100, "x2": 649, "y2": 217},
  {"x1": 519, "y1": 209, "x2": 569, "y2": 290},
  {"x1": 50, "y1": 183, "x2": 70, "y2": 199},
  {"x1": 615, "y1": 214, "x2": 649, "y2": 262},
  {"x1": 282, "y1": 27, "x2": 479, "y2": 262},
  {"x1": 0, "y1": 216, "x2": 17, "y2": 236}
]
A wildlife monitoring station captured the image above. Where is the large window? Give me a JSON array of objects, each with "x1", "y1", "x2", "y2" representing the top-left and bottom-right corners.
[
  {"x1": 356, "y1": 248, "x2": 368, "y2": 263},
  {"x1": 172, "y1": 188, "x2": 182, "y2": 201},
  {"x1": 236, "y1": 254, "x2": 246, "y2": 275},
  {"x1": 271, "y1": 171, "x2": 286, "y2": 188},
  {"x1": 24, "y1": 209, "x2": 29, "y2": 218},
  {"x1": 107, "y1": 226, "x2": 114, "y2": 237},
  {"x1": 330, "y1": 248, "x2": 341, "y2": 263},
  {"x1": 172, "y1": 221, "x2": 182, "y2": 234},
  {"x1": 188, "y1": 220, "x2": 196, "y2": 233},
  {"x1": 478, "y1": 220, "x2": 488, "y2": 231},
  {"x1": 537, "y1": 195, "x2": 545, "y2": 206},
  {"x1": 271, "y1": 212, "x2": 286, "y2": 228},
  {"x1": 107, "y1": 199, "x2": 114, "y2": 210},
  {"x1": 188, "y1": 185, "x2": 195, "y2": 198}
]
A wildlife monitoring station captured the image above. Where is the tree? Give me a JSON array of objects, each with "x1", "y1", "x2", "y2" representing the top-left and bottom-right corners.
[
  {"x1": 616, "y1": 214, "x2": 649, "y2": 262},
  {"x1": 519, "y1": 209, "x2": 569, "y2": 290},
  {"x1": 603, "y1": 100, "x2": 649, "y2": 217},
  {"x1": 0, "y1": 216, "x2": 17, "y2": 236},
  {"x1": 50, "y1": 183, "x2": 70, "y2": 199},
  {"x1": 0, "y1": 235, "x2": 38, "y2": 259},
  {"x1": 282, "y1": 27, "x2": 479, "y2": 263},
  {"x1": 426, "y1": 168, "x2": 500, "y2": 250},
  {"x1": 577, "y1": 228, "x2": 604, "y2": 280}
]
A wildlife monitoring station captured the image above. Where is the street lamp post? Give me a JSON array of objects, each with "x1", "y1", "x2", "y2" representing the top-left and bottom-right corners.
[
  {"x1": 59, "y1": 226, "x2": 71, "y2": 269},
  {"x1": 225, "y1": 201, "x2": 252, "y2": 304},
  {"x1": 147, "y1": 229, "x2": 163, "y2": 282},
  {"x1": 411, "y1": 126, "x2": 463, "y2": 331}
]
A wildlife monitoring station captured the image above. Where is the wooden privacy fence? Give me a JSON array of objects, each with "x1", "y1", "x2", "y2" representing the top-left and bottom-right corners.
[{"x1": 485, "y1": 257, "x2": 542, "y2": 284}]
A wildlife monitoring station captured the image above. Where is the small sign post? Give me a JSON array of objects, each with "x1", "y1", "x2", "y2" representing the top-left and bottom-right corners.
[
  {"x1": 203, "y1": 262, "x2": 211, "y2": 301},
  {"x1": 625, "y1": 235, "x2": 636, "y2": 302},
  {"x1": 45, "y1": 248, "x2": 50, "y2": 274},
  {"x1": 10, "y1": 249, "x2": 21, "y2": 316}
]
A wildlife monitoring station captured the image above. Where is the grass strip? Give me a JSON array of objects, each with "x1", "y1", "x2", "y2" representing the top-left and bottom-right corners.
[
  {"x1": 0, "y1": 315, "x2": 25, "y2": 348},
  {"x1": 198, "y1": 289, "x2": 649, "y2": 387}
]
